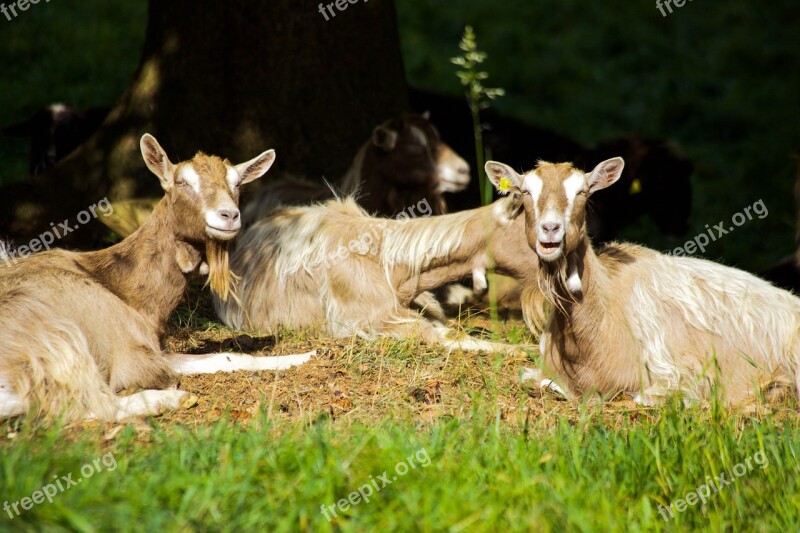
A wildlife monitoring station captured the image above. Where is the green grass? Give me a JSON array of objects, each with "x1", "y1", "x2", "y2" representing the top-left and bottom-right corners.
[{"x1": 2, "y1": 400, "x2": 798, "y2": 531}]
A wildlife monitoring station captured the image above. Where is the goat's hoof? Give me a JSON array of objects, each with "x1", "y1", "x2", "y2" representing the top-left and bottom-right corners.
[
  {"x1": 519, "y1": 367, "x2": 543, "y2": 384},
  {"x1": 520, "y1": 367, "x2": 568, "y2": 399}
]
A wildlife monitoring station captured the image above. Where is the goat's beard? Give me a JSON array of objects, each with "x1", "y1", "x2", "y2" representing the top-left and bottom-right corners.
[{"x1": 205, "y1": 241, "x2": 241, "y2": 302}]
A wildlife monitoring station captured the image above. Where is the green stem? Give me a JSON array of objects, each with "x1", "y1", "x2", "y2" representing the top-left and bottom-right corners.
[{"x1": 468, "y1": 101, "x2": 499, "y2": 331}]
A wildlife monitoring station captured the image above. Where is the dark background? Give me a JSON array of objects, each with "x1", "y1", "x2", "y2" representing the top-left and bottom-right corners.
[{"x1": 1, "y1": 0, "x2": 798, "y2": 270}]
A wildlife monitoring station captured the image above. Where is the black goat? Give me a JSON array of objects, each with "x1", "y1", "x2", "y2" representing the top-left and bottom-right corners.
[{"x1": 3, "y1": 104, "x2": 110, "y2": 175}]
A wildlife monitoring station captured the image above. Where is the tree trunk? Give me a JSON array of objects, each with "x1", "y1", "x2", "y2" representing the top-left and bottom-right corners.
[{"x1": 1, "y1": 0, "x2": 408, "y2": 247}]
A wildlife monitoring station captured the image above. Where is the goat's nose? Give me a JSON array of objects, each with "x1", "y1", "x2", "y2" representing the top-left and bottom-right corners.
[
  {"x1": 542, "y1": 222, "x2": 561, "y2": 233},
  {"x1": 217, "y1": 208, "x2": 240, "y2": 222}
]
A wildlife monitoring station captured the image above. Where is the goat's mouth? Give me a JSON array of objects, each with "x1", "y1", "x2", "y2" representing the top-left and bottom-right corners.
[
  {"x1": 205, "y1": 226, "x2": 239, "y2": 241},
  {"x1": 437, "y1": 164, "x2": 471, "y2": 193},
  {"x1": 438, "y1": 176, "x2": 470, "y2": 193},
  {"x1": 536, "y1": 240, "x2": 563, "y2": 261}
]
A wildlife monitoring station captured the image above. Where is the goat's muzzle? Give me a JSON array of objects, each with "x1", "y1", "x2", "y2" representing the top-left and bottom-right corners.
[
  {"x1": 436, "y1": 146, "x2": 471, "y2": 193},
  {"x1": 536, "y1": 215, "x2": 566, "y2": 261},
  {"x1": 205, "y1": 208, "x2": 241, "y2": 240}
]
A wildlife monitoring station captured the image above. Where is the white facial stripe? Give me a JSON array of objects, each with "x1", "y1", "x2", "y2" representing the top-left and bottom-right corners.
[
  {"x1": 226, "y1": 166, "x2": 240, "y2": 193},
  {"x1": 523, "y1": 172, "x2": 543, "y2": 203},
  {"x1": 563, "y1": 173, "x2": 583, "y2": 203},
  {"x1": 563, "y1": 172, "x2": 584, "y2": 228},
  {"x1": 181, "y1": 165, "x2": 202, "y2": 194}
]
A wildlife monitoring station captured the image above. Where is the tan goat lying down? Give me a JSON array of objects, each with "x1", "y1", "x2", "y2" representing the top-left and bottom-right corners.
[
  {"x1": 0, "y1": 135, "x2": 312, "y2": 422},
  {"x1": 215, "y1": 194, "x2": 545, "y2": 351},
  {"x1": 485, "y1": 158, "x2": 800, "y2": 406}
]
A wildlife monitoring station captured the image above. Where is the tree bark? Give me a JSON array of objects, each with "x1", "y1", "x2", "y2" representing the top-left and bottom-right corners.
[{"x1": 1, "y1": 0, "x2": 408, "y2": 247}]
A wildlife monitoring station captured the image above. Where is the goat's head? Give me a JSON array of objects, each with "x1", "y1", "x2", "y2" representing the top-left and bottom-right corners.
[
  {"x1": 140, "y1": 133, "x2": 275, "y2": 243},
  {"x1": 485, "y1": 157, "x2": 625, "y2": 262},
  {"x1": 370, "y1": 113, "x2": 470, "y2": 194},
  {"x1": 140, "y1": 134, "x2": 275, "y2": 299}
]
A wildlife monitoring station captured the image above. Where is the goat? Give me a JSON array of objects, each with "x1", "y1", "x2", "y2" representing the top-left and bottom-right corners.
[
  {"x1": 485, "y1": 158, "x2": 800, "y2": 406},
  {"x1": 214, "y1": 193, "x2": 544, "y2": 351},
  {"x1": 242, "y1": 113, "x2": 471, "y2": 225},
  {"x1": 0, "y1": 134, "x2": 312, "y2": 423},
  {"x1": 3, "y1": 104, "x2": 110, "y2": 175}
]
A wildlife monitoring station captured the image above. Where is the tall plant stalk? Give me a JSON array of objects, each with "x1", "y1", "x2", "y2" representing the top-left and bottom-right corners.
[
  {"x1": 452, "y1": 26, "x2": 505, "y2": 330},
  {"x1": 451, "y1": 26, "x2": 504, "y2": 207}
]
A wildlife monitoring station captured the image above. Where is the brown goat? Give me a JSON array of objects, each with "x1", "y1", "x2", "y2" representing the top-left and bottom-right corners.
[
  {"x1": 0, "y1": 134, "x2": 312, "y2": 422},
  {"x1": 214, "y1": 194, "x2": 543, "y2": 351},
  {"x1": 486, "y1": 158, "x2": 800, "y2": 406},
  {"x1": 242, "y1": 113, "x2": 470, "y2": 224}
]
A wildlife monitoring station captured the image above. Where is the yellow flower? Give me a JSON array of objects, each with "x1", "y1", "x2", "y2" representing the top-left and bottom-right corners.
[{"x1": 498, "y1": 177, "x2": 513, "y2": 192}]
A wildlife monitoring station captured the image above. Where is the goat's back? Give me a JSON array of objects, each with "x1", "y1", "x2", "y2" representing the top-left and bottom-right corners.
[
  {"x1": 586, "y1": 242, "x2": 800, "y2": 402},
  {"x1": 216, "y1": 199, "x2": 414, "y2": 337},
  {"x1": 0, "y1": 251, "x2": 174, "y2": 418}
]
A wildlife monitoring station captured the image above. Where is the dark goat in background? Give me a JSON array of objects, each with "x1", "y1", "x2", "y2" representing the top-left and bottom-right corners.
[{"x1": 3, "y1": 104, "x2": 110, "y2": 175}]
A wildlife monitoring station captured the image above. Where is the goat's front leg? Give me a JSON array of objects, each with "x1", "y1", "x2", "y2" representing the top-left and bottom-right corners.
[
  {"x1": 88, "y1": 389, "x2": 198, "y2": 421},
  {"x1": 169, "y1": 351, "x2": 316, "y2": 375}
]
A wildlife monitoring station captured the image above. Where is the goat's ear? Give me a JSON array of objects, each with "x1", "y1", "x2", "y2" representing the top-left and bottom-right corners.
[
  {"x1": 485, "y1": 161, "x2": 522, "y2": 195},
  {"x1": 140, "y1": 134, "x2": 175, "y2": 190},
  {"x1": 235, "y1": 149, "x2": 276, "y2": 184},
  {"x1": 587, "y1": 157, "x2": 625, "y2": 194},
  {"x1": 372, "y1": 125, "x2": 398, "y2": 151}
]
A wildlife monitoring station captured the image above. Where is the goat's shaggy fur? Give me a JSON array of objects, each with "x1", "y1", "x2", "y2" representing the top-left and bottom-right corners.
[{"x1": 215, "y1": 195, "x2": 541, "y2": 349}]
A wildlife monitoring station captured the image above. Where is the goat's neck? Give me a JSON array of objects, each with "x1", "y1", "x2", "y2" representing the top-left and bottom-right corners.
[
  {"x1": 392, "y1": 203, "x2": 536, "y2": 301},
  {"x1": 340, "y1": 143, "x2": 383, "y2": 203},
  {"x1": 78, "y1": 199, "x2": 198, "y2": 332},
  {"x1": 542, "y1": 237, "x2": 609, "y2": 317},
  {"x1": 358, "y1": 170, "x2": 393, "y2": 214}
]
